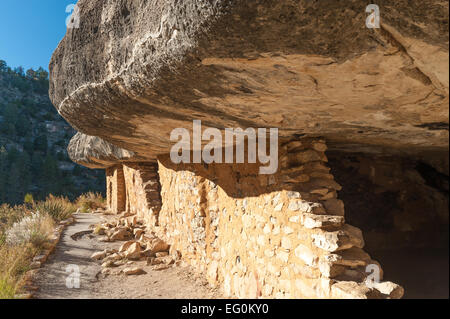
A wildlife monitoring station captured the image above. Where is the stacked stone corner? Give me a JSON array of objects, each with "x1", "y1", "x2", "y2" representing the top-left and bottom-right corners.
[{"x1": 104, "y1": 137, "x2": 403, "y2": 299}]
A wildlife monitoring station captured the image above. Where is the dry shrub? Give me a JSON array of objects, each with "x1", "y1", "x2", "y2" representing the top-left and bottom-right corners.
[
  {"x1": 5, "y1": 213, "x2": 54, "y2": 248},
  {"x1": 0, "y1": 243, "x2": 37, "y2": 299},
  {"x1": 0, "y1": 194, "x2": 106, "y2": 298},
  {"x1": 0, "y1": 195, "x2": 81, "y2": 299},
  {"x1": 36, "y1": 195, "x2": 76, "y2": 222},
  {"x1": 0, "y1": 204, "x2": 26, "y2": 234},
  {"x1": 0, "y1": 211, "x2": 54, "y2": 298},
  {"x1": 76, "y1": 192, "x2": 105, "y2": 213}
]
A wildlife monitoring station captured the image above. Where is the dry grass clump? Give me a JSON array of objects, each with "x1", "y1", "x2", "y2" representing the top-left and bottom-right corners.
[
  {"x1": 0, "y1": 193, "x2": 105, "y2": 298},
  {"x1": 35, "y1": 195, "x2": 76, "y2": 222},
  {"x1": 0, "y1": 212, "x2": 53, "y2": 298},
  {"x1": 5, "y1": 213, "x2": 54, "y2": 247},
  {"x1": 0, "y1": 204, "x2": 26, "y2": 234},
  {"x1": 0, "y1": 194, "x2": 73, "y2": 299},
  {"x1": 75, "y1": 192, "x2": 105, "y2": 213},
  {"x1": 0, "y1": 207, "x2": 55, "y2": 299},
  {"x1": 0, "y1": 243, "x2": 37, "y2": 299},
  {"x1": 0, "y1": 211, "x2": 54, "y2": 298}
]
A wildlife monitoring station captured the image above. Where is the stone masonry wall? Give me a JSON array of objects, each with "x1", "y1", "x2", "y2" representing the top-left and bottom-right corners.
[
  {"x1": 147, "y1": 137, "x2": 403, "y2": 299},
  {"x1": 122, "y1": 163, "x2": 162, "y2": 227},
  {"x1": 106, "y1": 165, "x2": 126, "y2": 214}
]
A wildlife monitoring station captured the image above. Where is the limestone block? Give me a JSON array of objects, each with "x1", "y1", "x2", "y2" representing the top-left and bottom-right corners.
[
  {"x1": 289, "y1": 150, "x2": 323, "y2": 164},
  {"x1": 372, "y1": 281, "x2": 404, "y2": 299},
  {"x1": 119, "y1": 240, "x2": 137, "y2": 253},
  {"x1": 91, "y1": 251, "x2": 107, "y2": 260},
  {"x1": 311, "y1": 224, "x2": 364, "y2": 252},
  {"x1": 149, "y1": 238, "x2": 170, "y2": 254},
  {"x1": 322, "y1": 199, "x2": 345, "y2": 216},
  {"x1": 301, "y1": 213, "x2": 345, "y2": 229},
  {"x1": 124, "y1": 242, "x2": 142, "y2": 260},
  {"x1": 294, "y1": 244, "x2": 319, "y2": 267},
  {"x1": 318, "y1": 259, "x2": 346, "y2": 278},
  {"x1": 123, "y1": 267, "x2": 146, "y2": 276},
  {"x1": 312, "y1": 142, "x2": 327, "y2": 152},
  {"x1": 331, "y1": 281, "x2": 383, "y2": 299},
  {"x1": 288, "y1": 200, "x2": 326, "y2": 214},
  {"x1": 110, "y1": 228, "x2": 132, "y2": 241}
]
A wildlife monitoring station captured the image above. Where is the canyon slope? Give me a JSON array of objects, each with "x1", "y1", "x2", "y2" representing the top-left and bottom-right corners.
[{"x1": 0, "y1": 63, "x2": 105, "y2": 204}]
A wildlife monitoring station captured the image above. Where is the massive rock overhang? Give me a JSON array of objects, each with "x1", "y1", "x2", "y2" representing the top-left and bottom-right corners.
[{"x1": 50, "y1": 0, "x2": 449, "y2": 173}]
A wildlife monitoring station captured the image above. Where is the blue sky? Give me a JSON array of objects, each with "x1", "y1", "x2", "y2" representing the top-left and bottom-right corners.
[{"x1": 0, "y1": 0, "x2": 77, "y2": 71}]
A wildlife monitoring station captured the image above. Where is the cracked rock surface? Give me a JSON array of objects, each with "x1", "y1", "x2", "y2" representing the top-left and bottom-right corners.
[{"x1": 50, "y1": 0, "x2": 449, "y2": 172}]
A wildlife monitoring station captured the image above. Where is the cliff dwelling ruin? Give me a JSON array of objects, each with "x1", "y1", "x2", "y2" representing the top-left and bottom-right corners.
[{"x1": 51, "y1": 1, "x2": 448, "y2": 298}]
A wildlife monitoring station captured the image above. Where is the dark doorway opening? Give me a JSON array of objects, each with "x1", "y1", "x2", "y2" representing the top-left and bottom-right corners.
[{"x1": 328, "y1": 152, "x2": 449, "y2": 299}]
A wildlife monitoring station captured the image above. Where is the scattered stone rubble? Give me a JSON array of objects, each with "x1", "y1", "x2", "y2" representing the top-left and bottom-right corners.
[{"x1": 90, "y1": 212, "x2": 178, "y2": 276}]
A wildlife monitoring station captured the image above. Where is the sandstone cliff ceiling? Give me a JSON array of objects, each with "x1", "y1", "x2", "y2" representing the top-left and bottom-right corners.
[
  {"x1": 49, "y1": 0, "x2": 449, "y2": 172},
  {"x1": 67, "y1": 132, "x2": 138, "y2": 169}
]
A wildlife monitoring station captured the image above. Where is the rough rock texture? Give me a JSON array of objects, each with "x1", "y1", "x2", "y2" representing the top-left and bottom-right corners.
[
  {"x1": 103, "y1": 137, "x2": 403, "y2": 298},
  {"x1": 51, "y1": 0, "x2": 449, "y2": 299},
  {"x1": 68, "y1": 132, "x2": 137, "y2": 169},
  {"x1": 122, "y1": 162, "x2": 162, "y2": 227},
  {"x1": 106, "y1": 165, "x2": 126, "y2": 214},
  {"x1": 53, "y1": 0, "x2": 449, "y2": 172}
]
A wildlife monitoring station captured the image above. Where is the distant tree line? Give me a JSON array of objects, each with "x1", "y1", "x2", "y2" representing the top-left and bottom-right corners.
[
  {"x1": 0, "y1": 60, "x2": 105, "y2": 205},
  {"x1": 0, "y1": 59, "x2": 49, "y2": 94}
]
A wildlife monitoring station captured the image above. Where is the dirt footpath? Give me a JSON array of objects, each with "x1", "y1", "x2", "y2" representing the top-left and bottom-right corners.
[{"x1": 33, "y1": 213, "x2": 221, "y2": 299}]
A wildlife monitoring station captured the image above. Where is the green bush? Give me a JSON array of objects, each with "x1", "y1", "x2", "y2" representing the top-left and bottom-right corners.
[{"x1": 23, "y1": 194, "x2": 34, "y2": 206}]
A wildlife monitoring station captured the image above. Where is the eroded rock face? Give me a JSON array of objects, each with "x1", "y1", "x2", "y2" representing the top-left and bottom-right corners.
[
  {"x1": 68, "y1": 132, "x2": 137, "y2": 168},
  {"x1": 51, "y1": 0, "x2": 449, "y2": 170},
  {"x1": 50, "y1": 0, "x2": 449, "y2": 299}
]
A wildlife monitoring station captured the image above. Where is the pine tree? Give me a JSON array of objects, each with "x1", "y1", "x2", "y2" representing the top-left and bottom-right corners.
[
  {"x1": 41, "y1": 153, "x2": 61, "y2": 196},
  {"x1": 0, "y1": 60, "x2": 6, "y2": 72},
  {"x1": 33, "y1": 134, "x2": 48, "y2": 154}
]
